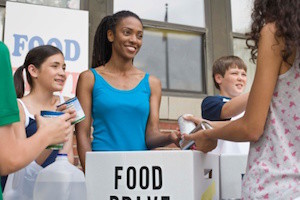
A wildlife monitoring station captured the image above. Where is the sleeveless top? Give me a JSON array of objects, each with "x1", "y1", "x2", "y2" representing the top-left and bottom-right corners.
[
  {"x1": 90, "y1": 68, "x2": 150, "y2": 151},
  {"x1": 242, "y1": 49, "x2": 300, "y2": 199},
  {"x1": 18, "y1": 95, "x2": 65, "y2": 167}
]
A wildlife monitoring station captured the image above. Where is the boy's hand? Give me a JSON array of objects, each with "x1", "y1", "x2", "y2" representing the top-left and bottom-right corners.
[
  {"x1": 183, "y1": 130, "x2": 217, "y2": 153},
  {"x1": 35, "y1": 113, "x2": 73, "y2": 145},
  {"x1": 183, "y1": 115, "x2": 203, "y2": 125}
]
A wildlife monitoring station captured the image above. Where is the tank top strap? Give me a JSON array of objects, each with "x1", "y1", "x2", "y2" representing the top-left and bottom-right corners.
[
  {"x1": 17, "y1": 99, "x2": 34, "y2": 127},
  {"x1": 90, "y1": 68, "x2": 98, "y2": 80},
  {"x1": 90, "y1": 68, "x2": 108, "y2": 90},
  {"x1": 143, "y1": 73, "x2": 151, "y2": 94}
]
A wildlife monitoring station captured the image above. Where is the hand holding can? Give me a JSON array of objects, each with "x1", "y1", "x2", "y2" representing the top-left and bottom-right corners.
[
  {"x1": 40, "y1": 110, "x2": 65, "y2": 150},
  {"x1": 178, "y1": 114, "x2": 196, "y2": 149},
  {"x1": 57, "y1": 97, "x2": 85, "y2": 125},
  {"x1": 178, "y1": 114, "x2": 214, "y2": 150}
]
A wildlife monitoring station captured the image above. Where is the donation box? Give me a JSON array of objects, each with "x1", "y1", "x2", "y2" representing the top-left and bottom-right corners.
[
  {"x1": 86, "y1": 150, "x2": 219, "y2": 200},
  {"x1": 220, "y1": 154, "x2": 248, "y2": 199}
]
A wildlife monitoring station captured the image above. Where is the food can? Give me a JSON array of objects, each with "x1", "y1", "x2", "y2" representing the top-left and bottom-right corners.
[
  {"x1": 57, "y1": 97, "x2": 85, "y2": 125},
  {"x1": 178, "y1": 114, "x2": 196, "y2": 135},
  {"x1": 178, "y1": 114, "x2": 196, "y2": 148},
  {"x1": 41, "y1": 110, "x2": 64, "y2": 150}
]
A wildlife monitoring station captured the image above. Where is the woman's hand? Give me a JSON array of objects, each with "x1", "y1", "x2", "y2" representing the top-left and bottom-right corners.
[
  {"x1": 168, "y1": 129, "x2": 182, "y2": 147},
  {"x1": 183, "y1": 130, "x2": 217, "y2": 153}
]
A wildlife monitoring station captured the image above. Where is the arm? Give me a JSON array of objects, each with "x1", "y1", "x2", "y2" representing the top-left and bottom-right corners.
[
  {"x1": 220, "y1": 92, "x2": 249, "y2": 119},
  {"x1": 145, "y1": 76, "x2": 180, "y2": 149},
  {"x1": 185, "y1": 23, "x2": 284, "y2": 147},
  {"x1": 0, "y1": 113, "x2": 73, "y2": 175},
  {"x1": 60, "y1": 128, "x2": 74, "y2": 164},
  {"x1": 75, "y1": 70, "x2": 94, "y2": 172},
  {"x1": 13, "y1": 101, "x2": 27, "y2": 140}
]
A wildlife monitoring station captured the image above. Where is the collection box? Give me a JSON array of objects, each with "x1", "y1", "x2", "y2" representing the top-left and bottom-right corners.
[
  {"x1": 86, "y1": 150, "x2": 219, "y2": 200},
  {"x1": 219, "y1": 154, "x2": 248, "y2": 199}
]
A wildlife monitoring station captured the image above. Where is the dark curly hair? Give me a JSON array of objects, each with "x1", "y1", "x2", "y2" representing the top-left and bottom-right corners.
[{"x1": 246, "y1": 0, "x2": 300, "y2": 64}]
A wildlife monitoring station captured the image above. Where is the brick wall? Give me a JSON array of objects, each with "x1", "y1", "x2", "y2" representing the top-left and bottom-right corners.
[
  {"x1": 157, "y1": 120, "x2": 180, "y2": 149},
  {"x1": 72, "y1": 120, "x2": 180, "y2": 169}
]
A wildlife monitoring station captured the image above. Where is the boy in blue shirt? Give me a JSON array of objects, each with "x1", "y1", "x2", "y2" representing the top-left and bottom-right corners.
[
  {"x1": 202, "y1": 56, "x2": 249, "y2": 121},
  {"x1": 183, "y1": 56, "x2": 250, "y2": 154}
]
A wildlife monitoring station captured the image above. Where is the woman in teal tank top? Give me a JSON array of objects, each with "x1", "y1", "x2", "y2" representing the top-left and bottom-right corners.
[{"x1": 76, "y1": 11, "x2": 181, "y2": 172}]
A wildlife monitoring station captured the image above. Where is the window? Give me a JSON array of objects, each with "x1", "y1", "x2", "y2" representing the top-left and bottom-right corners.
[
  {"x1": 231, "y1": 0, "x2": 255, "y2": 93},
  {"x1": 231, "y1": 0, "x2": 253, "y2": 34},
  {"x1": 114, "y1": 0, "x2": 207, "y2": 93},
  {"x1": 136, "y1": 28, "x2": 205, "y2": 92},
  {"x1": 114, "y1": 0, "x2": 205, "y2": 28}
]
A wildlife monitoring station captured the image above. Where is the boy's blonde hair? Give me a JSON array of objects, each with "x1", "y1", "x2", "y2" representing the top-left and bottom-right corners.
[{"x1": 213, "y1": 55, "x2": 247, "y2": 90}]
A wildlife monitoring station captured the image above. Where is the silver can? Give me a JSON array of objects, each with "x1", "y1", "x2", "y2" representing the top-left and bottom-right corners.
[
  {"x1": 178, "y1": 114, "x2": 196, "y2": 148},
  {"x1": 178, "y1": 114, "x2": 196, "y2": 134}
]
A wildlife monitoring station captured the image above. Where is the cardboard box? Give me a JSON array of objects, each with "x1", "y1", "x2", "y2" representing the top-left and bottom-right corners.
[
  {"x1": 219, "y1": 154, "x2": 248, "y2": 199},
  {"x1": 86, "y1": 150, "x2": 219, "y2": 200}
]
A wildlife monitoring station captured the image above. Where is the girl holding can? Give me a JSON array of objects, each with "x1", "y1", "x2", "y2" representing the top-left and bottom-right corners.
[{"x1": 2, "y1": 45, "x2": 75, "y2": 198}]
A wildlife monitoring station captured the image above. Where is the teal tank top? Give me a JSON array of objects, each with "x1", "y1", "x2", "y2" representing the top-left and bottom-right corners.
[{"x1": 90, "y1": 68, "x2": 150, "y2": 151}]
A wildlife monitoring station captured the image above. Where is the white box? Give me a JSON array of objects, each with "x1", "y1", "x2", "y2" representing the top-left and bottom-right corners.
[
  {"x1": 86, "y1": 150, "x2": 219, "y2": 200},
  {"x1": 220, "y1": 154, "x2": 248, "y2": 199}
]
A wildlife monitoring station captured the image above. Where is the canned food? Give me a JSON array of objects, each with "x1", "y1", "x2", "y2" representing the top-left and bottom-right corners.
[
  {"x1": 57, "y1": 97, "x2": 85, "y2": 125},
  {"x1": 178, "y1": 114, "x2": 196, "y2": 134},
  {"x1": 41, "y1": 110, "x2": 64, "y2": 150},
  {"x1": 178, "y1": 114, "x2": 196, "y2": 148}
]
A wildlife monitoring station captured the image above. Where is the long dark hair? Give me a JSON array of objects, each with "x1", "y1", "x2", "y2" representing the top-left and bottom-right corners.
[
  {"x1": 246, "y1": 0, "x2": 300, "y2": 64},
  {"x1": 91, "y1": 10, "x2": 142, "y2": 68},
  {"x1": 14, "y1": 45, "x2": 63, "y2": 98}
]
